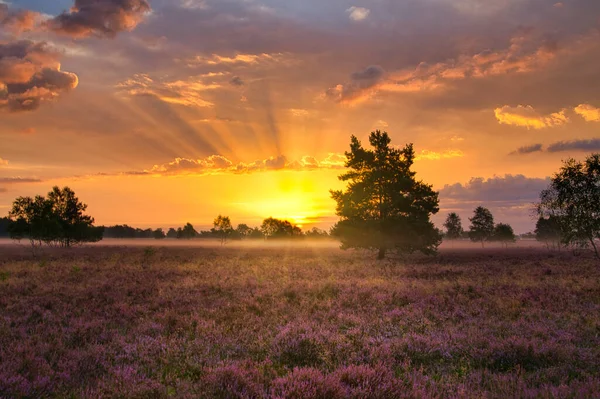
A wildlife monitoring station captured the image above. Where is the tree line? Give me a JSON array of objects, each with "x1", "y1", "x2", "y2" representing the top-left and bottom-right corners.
[
  {"x1": 2, "y1": 131, "x2": 599, "y2": 259},
  {"x1": 102, "y1": 218, "x2": 330, "y2": 242}
]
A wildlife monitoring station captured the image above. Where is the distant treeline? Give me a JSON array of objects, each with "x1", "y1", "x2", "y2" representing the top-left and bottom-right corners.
[{"x1": 101, "y1": 217, "x2": 331, "y2": 241}]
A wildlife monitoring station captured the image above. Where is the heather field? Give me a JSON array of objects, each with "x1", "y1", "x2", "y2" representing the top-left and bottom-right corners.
[{"x1": 1, "y1": 243, "x2": 599, "y2": 398}]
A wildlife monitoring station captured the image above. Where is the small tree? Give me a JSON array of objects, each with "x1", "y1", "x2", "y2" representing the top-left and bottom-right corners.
[
  {"x1": 536, "y1": 153, "x2": 600, "y2": 258},
  {"x1": 153, "y1": 228, "x2": 166, "y2": 239},
  {"x1": 469, "y1": 207, "x2": 494, "y2": 247},
  {"x1": 535, "y1": 216, "x2": 563, "y2": 250},
  {"x1": 330, "y1": 131, "x2": 441, "y2": 259},
  {"x1": 213, "y1": 215, "x2": 233, "y2": 245},
  {"x1": 236, "y1": 224, "x2": 253, "y2": 239},
  {"x1": 261, "y1": 217, "x2": 301, "y2": 239},
  {"x1": 443, "y1": 212, "x2": 463, "y2": 240},
  {"x1": 166, "y1": 228, "x2": 178, "y2": 238},
  {"x1": 180, "y1": 223, "x2": 197, "y2": 239},
  {"x1": 493, "y1": 223, "x2": 516, "y2": 248}
]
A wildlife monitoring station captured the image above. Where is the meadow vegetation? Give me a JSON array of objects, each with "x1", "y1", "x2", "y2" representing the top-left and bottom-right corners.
[{"x1": 1, "y1": 244, "x2": 599, "y2": 398}]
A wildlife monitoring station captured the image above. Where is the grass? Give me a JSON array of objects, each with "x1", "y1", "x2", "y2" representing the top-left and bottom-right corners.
[{"x1": 0, "y1": 243, "x2": 599, "y2": 398}]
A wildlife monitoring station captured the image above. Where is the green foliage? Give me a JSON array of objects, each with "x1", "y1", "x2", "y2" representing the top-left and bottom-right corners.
[
  {"x1": 8, "y1": 186, "x2": 103, "y2": 248},
  {"x1": 493, "y1": 223, "x2": 516, "y2": 247},
  {"x1": 468, "y1": 207, "x2": 495, "y2": 247},
  {"x1": 443, "y1": 213, "x2": 464, "y2": 240},
  {"x1": 536, "y1": 153, "x2": 600, "y2": 258},
  {"x1": 330, "y1": 131, "x2": 441, "y2": 259}
]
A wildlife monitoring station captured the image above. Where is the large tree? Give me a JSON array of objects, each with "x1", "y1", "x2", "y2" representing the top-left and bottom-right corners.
[
  {"x1": 8, "y1": 186, "x2": 103, "y2": 247},
  {"x1": 330, "y1": 131, "x2": 441, "y2": 259},
  {"x1": 443, "y1": 212, "x2": 464, "y2": 240},
  {"x1": 261, "y1": 217, "x2": 302, "y2": 239},
  {"x1": 536, "y1": 153, "x2": 600, "y2": 258},
  {"x1": 468, "y1": 207, "x2": 495, "y2": 247}
]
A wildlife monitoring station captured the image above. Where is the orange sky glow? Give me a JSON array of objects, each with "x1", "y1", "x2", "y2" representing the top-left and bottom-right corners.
[{"x1": 2, "y1": 0, "x2": 600, "y2": 233}]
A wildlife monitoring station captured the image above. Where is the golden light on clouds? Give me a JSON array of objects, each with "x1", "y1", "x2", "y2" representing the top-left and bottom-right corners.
[
  {"x1": 574, "y1": 104, "x2": 600, "y2": 122},
  {"x1": 494, "y1": 105, "x2": 569, "y2": 129}
]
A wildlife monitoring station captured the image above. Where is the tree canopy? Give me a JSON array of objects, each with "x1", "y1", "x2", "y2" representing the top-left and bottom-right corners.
[
  {"x1": 536, "y1": 153, "x2": 600, "y2": 258},
  {"x1": 493, "y1": 223, "x2": 516, "y2": 247},
  {"x1": 213, "y1": 215, "x2": 233, "y2": 244},
  {"x1": 443, "y1": 212, "x2": 464, "y2": 240},
  {"x1": 261, "y1": 217, "x2": 302, "y2": 239},
  {"x1": 468, "y1": 207, "x2": 495, "y2": 247},
  {"x1": 330, "y1": 131, "x2": 441, "y2": 259},
  {"x1": 8, "y1": 186, "x2": 103, "y2": 247}
]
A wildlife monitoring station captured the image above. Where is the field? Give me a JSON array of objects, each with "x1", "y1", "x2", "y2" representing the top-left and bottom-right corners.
[{"x1": 1, "y1": 242, "x2": 599, "y2": 398}]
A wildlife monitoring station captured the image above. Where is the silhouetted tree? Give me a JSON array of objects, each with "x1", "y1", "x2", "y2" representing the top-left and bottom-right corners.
[
  {"x1": 248, "y1": 227, "x2": 264, "y2": 240},
  {"x1": 0, "y1": 217, "x2": 10, "y2": 237},
  {"x1": 8, "y1": 186, "x2": 103, "y2": 248},
  {"x1": 443, "y1": 213, "x2": 463, "y2": 240},
  {"x1": 214, "y1": 215, "x2": 233, "y2": 244},
  {"x1": 180, "y1": 223, "x2": 197, "y2": 239},
  {"x1": 305, "y1": 227, "x2": 329, "y2": 239},
  {"x1": 153, "y1": 228, "x2": 166, "y2": 239},
  {"x1": 330, "y1": 131, "x2": 441, "y2": 259},
  {"x1": 236, "y1": 224, "x2": 253, "y2": 239},
  {"x1": 493, "y1": 223, "x2": 516, "y2": 248},
  {"x1": 536, "y1": 153, "x2": 600, "y2": 258},
  {"x1": 535, "y1": 216, "x2": 564, "y2": 250},
  {"x1": 261, "y1": 217, "x2": 302, "y2": 239},
  {"x1": 469, "y1": 207, "x2": 494, "y2": 247},
  {"x1": 167, "y1": 228, "x2": 178, "y2": 239}
]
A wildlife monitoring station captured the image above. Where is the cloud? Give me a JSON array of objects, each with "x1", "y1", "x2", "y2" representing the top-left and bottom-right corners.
[
  {"x1": 0, "y1": 4, "x2": 40, "y2": 33},
  {"x1": 117, "y1": 73, "x2": 219, "y2": 107},
  {"x1": 346, "y1": 6, "x2": 370, "y2": 21},
  {"x1": 326, "y1": 65, "x2": 385, "y2": 104},
  {"x1": 0, "y1": 158, "x2": 8, "y2": 165},
  {"x1": 574, "y1": 104, "x2": 600, "y2": 122},
  {"x1": 188, "y1": 52, "x2": 287, "y2": 66},
  {"x1": 0, "y1": 40, "x2": 79, "y2": 112},
  {"x1": 46, "y1": 0, "x2": 151, "y2": 38},
  {"x1": 229, "y1": 76, "x2": 244, "y2": 86},
  {"x1": 0, "y1": 177, "x2": 43, "y2": 184},
  {"x1": 326, "y1": 31, "x2": 560, "y2": 105},
  {"x1": 415, "y1": 149, "x2": 465, "y2": 161},
  {"x1": 440, "y1": 174, "x2": 550, "y2": 204},
  {"x1": 128, "y1": 153, "x2": 348, "y2": 176},
  {"x1": 509, "y1": 143, "x2": 543, "y2": 155},
  {"x1": 494, "y1": 105, "x2": 568, "y2": 129},
  {"x1": 547, "y1": 138, "x2": 600, "y2": 153}
]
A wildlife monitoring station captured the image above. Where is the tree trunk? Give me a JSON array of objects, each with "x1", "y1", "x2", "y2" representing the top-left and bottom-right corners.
[
  {"x1": 377, "y1": 248, "x2": 386, "y2": 260},
  {"x1": 589, "y1": 237, "x2": 599, "y2": 260}
]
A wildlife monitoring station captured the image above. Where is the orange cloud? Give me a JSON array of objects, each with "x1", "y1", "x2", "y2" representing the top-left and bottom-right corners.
[
  {"x1": 415, "y1": 150, "x2": 465, "y2": 161},
  {"x1": 0, "y1": 4, "x2": 40, "y2": 33},
  {"x1": 327, "y1": 31, "x2": 560, "y2": 104},
  {"x1": 574, "y1": 104, "x2": 600, "y2": 122},
  {"x1": 117, "y1": 74, "x2": 219, "y2": 107},
  {"x1": 494, "y1": 105, "x2": 568, "y2": 129},
  {"x1": 134, "y1": 153, "x2": 348, "y2": 176},
  {"x1": 0, "y1": 40, "x2": 78, "y2": 112},
  {"x1": 46, "y1": 0, "x2": 151, "y2": 38}
]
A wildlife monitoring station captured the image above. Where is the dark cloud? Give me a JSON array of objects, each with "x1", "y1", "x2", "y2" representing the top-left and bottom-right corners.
[
  {"x1": 510, "y1": 143, "x2": 544, "y2": 155},
  {"x1": 229, "y1": 76, "x2": 244, "y2": 86},
  {"x1": 47, "y1": 0, "x2": 151, "y2": 38},
  {"x1": 0, "y1": 40, "x2": 78, "y2": 112},
  {"x1": 326, "y1": 65, "x2": 386, "y2": 103},
  {"x1": 547, "y1": 138, "x2": 600, "y2": 153},
  {"x1": 440, "y1": 174, "x2": 550, "y2": 203}
]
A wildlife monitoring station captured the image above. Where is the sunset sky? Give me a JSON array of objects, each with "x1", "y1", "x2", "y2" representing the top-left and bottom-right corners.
[{"x1": 2, "y1": 0, "x2": 600, "y2": 232}]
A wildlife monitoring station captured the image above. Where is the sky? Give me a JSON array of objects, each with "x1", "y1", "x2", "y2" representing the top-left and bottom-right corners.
[{"x1": 1, "y1": 0, "x2": 600, "y2": 233}]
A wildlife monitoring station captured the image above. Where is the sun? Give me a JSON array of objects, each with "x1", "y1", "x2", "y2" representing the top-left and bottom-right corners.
[{"x1": 231, "y1": 171, "x2": 336, "y2": 227}]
